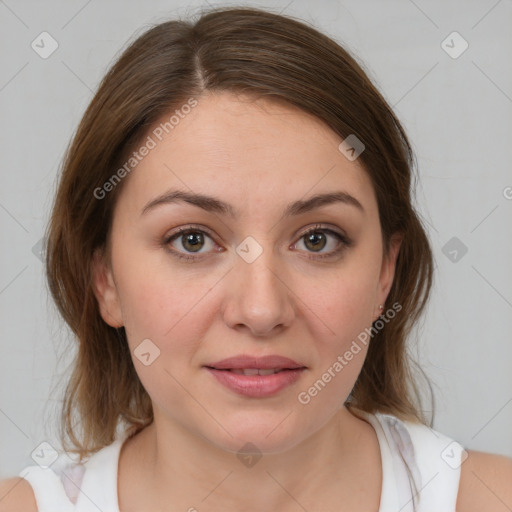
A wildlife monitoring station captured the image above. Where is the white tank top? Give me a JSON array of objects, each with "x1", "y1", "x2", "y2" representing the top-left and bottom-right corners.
[{"x1": 18, "y1": 411, "x2": 465, "y2": 511}]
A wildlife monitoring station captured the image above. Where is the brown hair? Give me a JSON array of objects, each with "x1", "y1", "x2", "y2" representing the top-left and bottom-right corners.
[{"x1": 46, "y1": 5, "x2": 434, "y2": 462}]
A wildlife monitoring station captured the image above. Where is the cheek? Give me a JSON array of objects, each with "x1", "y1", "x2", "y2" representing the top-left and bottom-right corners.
[
  {"x1": 298, "y1": 281, "x2": 375, "y2": 408},
  {"x1": 300, "y1": 254, "x2": 381, "y2": 390},
  {"x1": 114, "y1": 267, "x2": 213, "y2": 407},
  {"x1": 308, "y1": 288, "x2": 373, "y2": 388},
  {"x1": 112, "y1": 247, "x2": 218, "y2": 356},
  {"x1": 309, "y1": 265, "x2": 380, "y2": 338}
]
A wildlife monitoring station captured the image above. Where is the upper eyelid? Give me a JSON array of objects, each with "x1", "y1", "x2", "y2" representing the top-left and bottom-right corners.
[
  {"x1": 165, "y1": 224, "x2": 349, "y2": 250},
  {"x1": 165, "y1": 224, "x2": 346, "y2": 241}
]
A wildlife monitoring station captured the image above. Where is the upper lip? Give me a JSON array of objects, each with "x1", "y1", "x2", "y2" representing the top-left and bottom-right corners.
[{"x1": 205, "y1": 355, "x2": 306, "y2": 370}]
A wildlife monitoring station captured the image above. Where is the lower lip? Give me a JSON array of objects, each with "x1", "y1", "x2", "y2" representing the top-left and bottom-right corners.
[{"x1": 205, "y1": 368, "x2": 306, "y2": 398}]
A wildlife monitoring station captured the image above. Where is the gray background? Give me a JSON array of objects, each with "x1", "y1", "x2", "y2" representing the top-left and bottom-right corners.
[{"x1": 1, "y1": 0, "x2": 511, "y2": 478}]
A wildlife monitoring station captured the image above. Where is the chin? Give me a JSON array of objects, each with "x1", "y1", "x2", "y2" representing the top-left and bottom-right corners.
[{"x1": 202, "y1": 411, "x2": 312, "y2": 456}]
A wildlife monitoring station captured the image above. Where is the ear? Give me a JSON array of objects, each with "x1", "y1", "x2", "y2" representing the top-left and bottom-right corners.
[
  {"x1": 91, "y1": 248, "x2": 124, "y2": 328},
  {"x1": 373, "y1": 233, "x2": 403, "y2": 321}
]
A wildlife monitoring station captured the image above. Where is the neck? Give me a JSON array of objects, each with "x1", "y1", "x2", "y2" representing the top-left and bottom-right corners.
[{"x1": 120, "y1": 405, "x2": 381, "y2": 512}]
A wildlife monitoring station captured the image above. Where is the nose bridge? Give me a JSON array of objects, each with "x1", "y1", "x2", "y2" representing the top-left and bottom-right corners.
[
  {"x1": 237, "y1": 235, "x2": 285, "y2": 302},
  {"x1": 224, "y1": 234, "x2": 295, "y2": 335}
]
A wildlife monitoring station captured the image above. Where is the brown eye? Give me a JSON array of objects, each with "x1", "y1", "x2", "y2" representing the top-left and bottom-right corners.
[
  {"x1": 163, "y1": 224, "x2": 352, "y2": 263},
  {"x1": 294, "y1": 226, "x2": 352, "y2": 260},
  {"x1": 179, "y1": 231, "x2": 205, "y2": 253},
  {"x1": 303, "y1": 230, "x2": 328, "y2": 252},
  {"x1": 163, "y1": 226, "x2": 218, "y2": 261}
]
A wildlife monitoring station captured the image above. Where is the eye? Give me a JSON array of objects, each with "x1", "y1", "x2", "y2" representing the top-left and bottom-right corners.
[
  {"x1": 163, "y1": 225, "x2": 218, "y2": 262},
  {"x1": 163, "y1": 223, "x2": 352, "y2": 262},
  {"x1": 293, "y1": 224, "x2": 352, "y2": 260}
]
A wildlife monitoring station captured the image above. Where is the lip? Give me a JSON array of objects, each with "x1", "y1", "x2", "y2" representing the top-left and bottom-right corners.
[
  {"x1": 205, "y1": 354, "x2": 306, "y2": 370},
  {"x1": 204, "y1": 354, "x2": 307, "y2": 398},
  {"x1": 205, "y1": 367, "x2": 306, "y2": 398}
]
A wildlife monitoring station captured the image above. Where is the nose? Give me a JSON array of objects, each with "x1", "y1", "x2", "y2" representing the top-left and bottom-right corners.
[{"x1": 221, "y1": 248, "x2": 296, "y2": 337}]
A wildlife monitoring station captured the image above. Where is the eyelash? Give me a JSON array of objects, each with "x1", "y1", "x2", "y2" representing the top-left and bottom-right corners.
[{"x1": 162, "y1": 224, "x2": 352, "y2": 262}]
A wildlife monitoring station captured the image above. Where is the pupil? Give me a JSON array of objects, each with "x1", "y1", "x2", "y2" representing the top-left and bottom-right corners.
[
  {"x1": 180, "y1": 231, "x2": 327, "y2": 254},
  {"x1": 184, "y1": 232, "x2": 203, "y2": 252},
  {"x1": 306, "y1": 232, "x2": 326, "y2": 252}
]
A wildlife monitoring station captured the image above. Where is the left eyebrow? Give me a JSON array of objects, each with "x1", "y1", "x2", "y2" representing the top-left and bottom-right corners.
[{"x1": 140, "y1": 189, "x2": 365, "y2": 218}]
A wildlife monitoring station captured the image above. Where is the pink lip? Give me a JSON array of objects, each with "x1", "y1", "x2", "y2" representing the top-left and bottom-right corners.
[
  {"x1": 204, "y1": 354, "x2": 307, "y2": 398},
  {"x1": 206, "y1": 354, "x2": 305, "y2": 370},
  {"x1": 205, "y1": 367, "x2": 306, "y2": 398}
]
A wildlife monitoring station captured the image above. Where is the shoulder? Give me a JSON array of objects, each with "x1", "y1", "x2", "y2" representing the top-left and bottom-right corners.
[
  {"x1": 456, "y1": 449, "x2": 512, "y2": 512},
  {"x1": 0, "y1": 478, "x2": 37, "y2": 512}
]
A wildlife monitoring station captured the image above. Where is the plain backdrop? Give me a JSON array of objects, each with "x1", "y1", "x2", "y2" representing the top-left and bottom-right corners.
[{"x1": 1, "y1": 0, "x2": 511, "y2": 478}]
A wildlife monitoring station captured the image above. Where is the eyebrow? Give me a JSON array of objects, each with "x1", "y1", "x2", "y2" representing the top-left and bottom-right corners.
[{"x1": 141, "y1": 189, "x2": 364, "y2": 219}]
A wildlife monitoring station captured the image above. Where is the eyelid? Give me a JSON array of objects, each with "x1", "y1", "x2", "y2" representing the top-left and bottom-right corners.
[
  {"x1": 162, "y1": 224, "x2": 220, "y2": 262},
  {"x1": 292, "y1": 225, "x2": 352, "y2": 260},
  {"x1": 164, "y1": 223, "x2": 349, "y2": 245},
  {"x1": 163, "y1": 223, "x2": 352, "y2": 261},
  {"x1": 296, "y1": 223, "x2": 349, "y2": 241},
  {"x1": 163, "y1": 223, "x2": 217, "y2": 242}
]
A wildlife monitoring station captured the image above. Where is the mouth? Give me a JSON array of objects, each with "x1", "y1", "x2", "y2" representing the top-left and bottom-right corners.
[
  {"x1": 203, "y1": 355, "x2": 307, "y2": 398},
  {"x1": 205, "y1": 367, "x2": 301, "y2": 376},
  {"x1": 205, "y1": 366, "x2": 306, "y2": 399},
  {"x1": 205, "y1": 354, "x2": 306, "y2": 371}
]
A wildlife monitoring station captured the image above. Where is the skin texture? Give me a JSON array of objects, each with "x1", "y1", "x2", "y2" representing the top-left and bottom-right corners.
[
  {"x1": 90, "y1": 90, "x2": 401, "y2": 510},
  {"x1": 2, "y1": 91, "x2": 511, "y2": 512},
  {"x1": 2, "y1": 454, "x2": 512, "y2": 512},
  {"x1": 90, "y1": 90, "x2": 401, "y2": 511},
  {"x1": 456, "y1": 451, "x2": 512, "y2": 512}
]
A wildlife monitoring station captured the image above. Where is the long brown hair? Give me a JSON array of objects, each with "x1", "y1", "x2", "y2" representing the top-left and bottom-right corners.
[{"x1": 45, "y1": 5, "x2": 434, "y2": 463}]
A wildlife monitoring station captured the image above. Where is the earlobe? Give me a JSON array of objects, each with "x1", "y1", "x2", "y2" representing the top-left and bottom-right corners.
[{"x1": 91, "y1": 248, "x2": 124, "y2": 328}]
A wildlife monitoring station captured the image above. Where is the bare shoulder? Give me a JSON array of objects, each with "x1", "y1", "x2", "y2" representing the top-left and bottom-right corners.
[
  {"x1": 0, "y1": 478, "x2": 37, "y2": 512},
  {"x1": 456, "y1": 449, "x2": 512, "y2": 512}
]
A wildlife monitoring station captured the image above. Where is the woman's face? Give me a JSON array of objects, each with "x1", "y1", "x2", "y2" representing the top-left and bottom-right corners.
[{"x1": 93, "y1": 91, "x2": 400, "y2": 454}]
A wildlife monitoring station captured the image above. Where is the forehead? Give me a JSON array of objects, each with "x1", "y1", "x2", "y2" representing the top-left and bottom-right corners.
[{"x1": 115, "y1": 91, "x2": 377, "y2": 219}]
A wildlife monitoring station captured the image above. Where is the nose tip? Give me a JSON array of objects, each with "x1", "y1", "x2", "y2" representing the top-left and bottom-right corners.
[{"x1": 222, "y1": 242, "x2": 295, "y2": 336}]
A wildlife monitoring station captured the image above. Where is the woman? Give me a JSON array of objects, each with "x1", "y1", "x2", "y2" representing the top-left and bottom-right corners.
[{"x1": 1, "y1": 5, "x2": 511, "y2": 512}]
